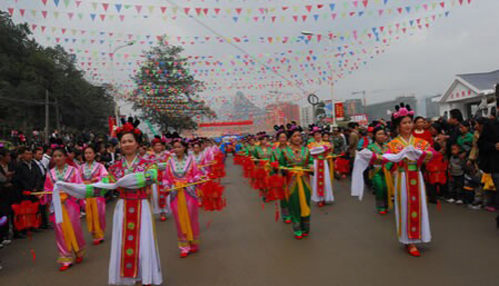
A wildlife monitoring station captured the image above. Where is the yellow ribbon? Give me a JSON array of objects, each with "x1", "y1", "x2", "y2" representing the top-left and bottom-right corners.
[
  {"x1": 61, "y1": 202, "x2": 80, "y2": 253},
  {"x1": 175, "y1": 182, "x2": 194, "y2": 242},
  {"x1": 383, "y1": 168, "x2": 394, "y2": 210},
  {"x1": 291, "y1": 171, "x2": 311, "y2": 217},
  {"x1": 85, "y1": 198, "x2": 103, "y2": 239}
]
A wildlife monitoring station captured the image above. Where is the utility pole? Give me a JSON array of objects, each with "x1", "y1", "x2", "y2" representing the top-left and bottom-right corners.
[
  {"x1": 55, "y1": 97, "x2": 61, "y2": 132},
  {"x1": 45, "y1": 89, "x2": 49, "y2": 143}
]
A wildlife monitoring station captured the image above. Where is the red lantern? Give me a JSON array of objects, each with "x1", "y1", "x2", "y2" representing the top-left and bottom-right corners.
[
  {"x1": 11, "y1": 201, "x2": 41, "y2": 231},
  {"x1": 265, "y1": 174, "x2": 286, "y2": 201}
]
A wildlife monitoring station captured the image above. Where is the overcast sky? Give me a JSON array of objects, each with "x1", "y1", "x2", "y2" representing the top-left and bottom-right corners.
[{"x1": 3, "y1": 0, "x2": 498, "y2": 111}]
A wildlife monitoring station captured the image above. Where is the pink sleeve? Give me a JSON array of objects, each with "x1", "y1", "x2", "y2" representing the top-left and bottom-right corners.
[
  {"x1": 189, "y1": 157, "x2": 202, "y2": 182},
  {"x1": 162, "y1": 160, "x2": 174, "y2": 188},
  {"x1": 44, "y1": 172, "x2": 54, "y2": 192},
  {"x1": 72, "y1": 168, "x2": 83, "y2": 184},
  {"x1": 97, "y1": 164, "x2": 109, "y2": 180}
]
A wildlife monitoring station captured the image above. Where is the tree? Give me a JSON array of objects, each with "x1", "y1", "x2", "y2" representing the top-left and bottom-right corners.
[
  {"x1": 132, "y1": 37, "x2": 215, "y2": 133},
  {"x1": 0, "y1": 11, "x2": 114, "y2": 138}
]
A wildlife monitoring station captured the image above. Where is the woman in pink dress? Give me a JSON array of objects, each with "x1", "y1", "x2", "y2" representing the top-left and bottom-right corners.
[
  {"x1": 164, "y1": 138, "x2": 203, "y2": 258},
  {"x1": 44, "y1": 148, "x2": 86, "y2": 271},
  {"x1": 79, "y1": 145, "x2": 108, "y2": 245},
  {"x1": 146, "y1": 136, "x2": 170, "y2": 221}
]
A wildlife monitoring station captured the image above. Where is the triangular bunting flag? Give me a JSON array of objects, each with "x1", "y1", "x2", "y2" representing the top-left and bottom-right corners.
[{"x1": 53, "y1": 0, "x2": 60, "y2": 7}]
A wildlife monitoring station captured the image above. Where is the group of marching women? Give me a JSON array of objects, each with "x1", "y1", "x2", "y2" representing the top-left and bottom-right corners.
[
  {"x1": 39, "y1": 117, "x2": 224, "y2": 286},
  {"x1": 236, "y1": 122, "x2": 335, "y2": 240},
  {"x1": 236, "y1": 103, "x2": 435, "y2": 258}
]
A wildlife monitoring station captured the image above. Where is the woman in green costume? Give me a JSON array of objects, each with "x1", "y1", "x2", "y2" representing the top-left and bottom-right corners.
[
  {"x1": 252, "y1": 132, "x2": 274, "y2": 201},
  {"x1": 366, "y1": 126, "x2": 392, "y2": 215},
  {"x1": 280, "y1": 123, "x2": 314, "y2": 239},
  {"x1": 272, "y1": 125, "x2": 291, "y2": 224}
]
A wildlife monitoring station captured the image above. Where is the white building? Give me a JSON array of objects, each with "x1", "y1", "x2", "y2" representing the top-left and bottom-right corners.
[
  {"x1": 300, "y1": 105, "x2": 314, "y2": 126},
  {"x1": 439, "y1": 70, "x2": 499, "y2": 119}
]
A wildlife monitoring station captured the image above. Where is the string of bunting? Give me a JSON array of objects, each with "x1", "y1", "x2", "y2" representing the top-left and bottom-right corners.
[{"x1": 7, "y1": 0, "x2": 469, "y2": 23}]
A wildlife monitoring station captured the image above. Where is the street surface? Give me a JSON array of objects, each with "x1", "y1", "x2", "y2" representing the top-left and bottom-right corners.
[{"x1": 1, "y1": 160, "x2": 498, "y2": 286}]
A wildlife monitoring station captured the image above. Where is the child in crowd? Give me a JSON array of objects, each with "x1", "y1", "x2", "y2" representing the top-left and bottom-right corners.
[
  {"x1": 426, "y1": 142, "x2": 448, "y2": 204},
  {"x1": 458, "y1": 120, "x2": 473, "y2": 154},
  {"x1": 447, "y1": 144, "x2": 466, "y2": 204}
]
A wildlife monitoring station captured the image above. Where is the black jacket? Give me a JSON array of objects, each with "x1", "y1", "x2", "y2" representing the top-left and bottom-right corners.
[
  {"x1": 13, "y1": 160, "x2": 43, "y2": 201},
  {"x1": 477, "y1": 119, "x2": 499, "y2": 173},
  {"x1": 0, "y1": 163, "x2": 16, "y2": 206}
]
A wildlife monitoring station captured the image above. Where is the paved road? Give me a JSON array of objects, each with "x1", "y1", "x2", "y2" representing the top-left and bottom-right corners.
[{"x1": 1, "y1": 160, "x2": 498, "y2": 286}]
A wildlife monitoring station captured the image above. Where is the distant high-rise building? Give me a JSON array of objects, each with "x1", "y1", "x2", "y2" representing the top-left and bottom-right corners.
[
  {"x1": 265, "y1": 101, "x2": 300, "y2": 130},
  {"x1": 300, "y1": 105, "x2": 314, "y2": 126},
  {"x1": 344, "y1": 99, "x2": 364, "y2": 120},
  {"x1": 424, "y1": 95, "x2": 441, "y2": 119}
]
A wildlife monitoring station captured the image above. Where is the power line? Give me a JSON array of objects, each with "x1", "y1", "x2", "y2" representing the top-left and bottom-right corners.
[{"x1": 165, "y1": 0, "x2": 311, "y2": 96}]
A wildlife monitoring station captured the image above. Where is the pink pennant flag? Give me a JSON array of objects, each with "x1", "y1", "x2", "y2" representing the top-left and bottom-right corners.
[
  {"x1": 379, "y1": 26, "x2": 384, "y2": 32},
  {"x1": 102, "y1": 3, "x2": 109, "y2": 11},
  {"x1": 302, "y1": 15, "x2": 308, "y2": 21},
  {"x1": 378, "y1": 9, "x2": 384, "y2": 16},
  {"x1": 317, "y1": 34, "x2": 322, "y2": 42},
  {"x1": 41, "y1": 0, "x2": 48, "y2": 5},
  {"x1": 397, "y1": 7, "x2": 403, "y2": 14},
  {"x1": 31, "y1": 24, "x2": 37, "y2": 31},
  {"x1": 235, "y1": 8, "x2": 242, "y2": 14},
  {"x1": 7, "y1": 8, "x2": 14, "y2": 17},
  {"x1": 160, "y1": 7, "x2": 167, "y2": 14},
  {"x1": 331, "y1": 13, "x2": 337, "y2": 20},
  {"x1": 75, "y1": 1, "x2": 82, "y2": 7},
  {"x1": 363, "y1": 0, "x2": 369, "y2": 8},
  {"x1": 253, "y1": 16, "x2": 259, "y2": 22},
  {"x1": 135, "y1": 5, "x2": 142, "y2": 14},
  {"x1": 195, "y1": 8, "x2": 202, "y2": 16},
  {"x1": 42, "y1": 10, "x2": 48, "y2": 18},
  {"x1": 119, "y1": 15, "x2": 125, "y2": 21},
  {"x1": 423, "y1": 4, "x2": 428, "y2": 10},
  {"x1": 68, "y1": 12, "x2": 73, "y2": 20},
  {"x1": 61, "y1": 28, "x2": 66, "y2": 34},
  {"x1": 271, "y1": 16, "x2": 276, "y2": 22},
  {"x1": 214, "y1": 8, "x2": 221, "y2": 15},
  {"x1": 305, "y1": 5, "x2": 313, "y2": 12},
  {"x1": 41, "y1": 26, "x2": 46, "y2": 32},
  {"x1": 268, "y1": 37, "x2": 273, "y2": 43},
  {"x1": 292, "y1": 15, "x2": 298, "y2": 22},
  {"x1": 183, "y1": 8, "x2": 190, "y2": 15},
  {"x1": 317, "y1": 4, "x2": 324, "y2": 9},
  {"x1": 100, "y1": 14, "x2": 106, "y2": 21},
  {"x1": 55, "y1": 38, "x2": 60, "y2": 43},
  {"x1": 353, "y1": 1, "x2": 358, "y2": 8},
  {"x1": 282, "y1": 6, "x2": 289, "y2": 11},
  {"x1": 203, "y1": 8, "x2": 209, "y2": 15},
  {"x1": 19, "y1": 9, "x2": 25, "y2": 17},
  {"x1": 440, "y1": 2, "x2": 445, "y2": 8}
]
